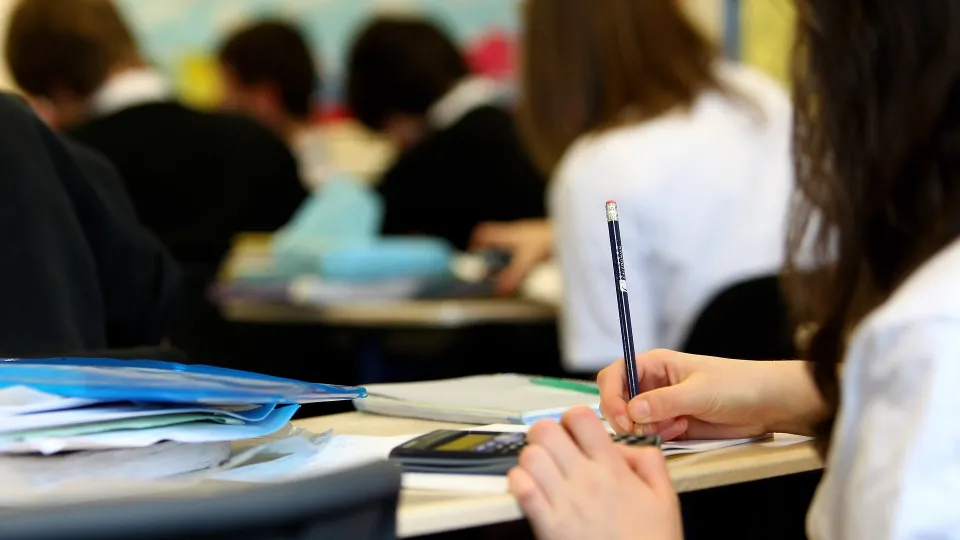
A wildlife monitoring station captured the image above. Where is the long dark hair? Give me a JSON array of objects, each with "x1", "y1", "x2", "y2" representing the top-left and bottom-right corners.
[{"x1": 786, "y1": 0, "x2": 960, "y2": 454}]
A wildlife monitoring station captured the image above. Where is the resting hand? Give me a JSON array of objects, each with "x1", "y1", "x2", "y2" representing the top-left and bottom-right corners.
[
  {"x1": 508, "y1": 408, "x2": 683, "y2": 540},
  {"x1": 469, "y1": 219, "x2": 553, "y2": 295}
]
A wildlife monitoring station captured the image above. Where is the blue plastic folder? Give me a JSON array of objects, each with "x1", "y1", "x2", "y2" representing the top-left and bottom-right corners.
[{"x1": 0, "y1": 358, "x2": 367, "y2": 405}]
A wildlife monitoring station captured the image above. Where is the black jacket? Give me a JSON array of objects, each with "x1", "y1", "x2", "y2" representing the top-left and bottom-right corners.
[
  {"x1": 0, "y1": 95, "x2": 179, "y2": 355},
  {"x1": 377, "y1": 106, "x2": 547, "y2": 250},
  {"x1": 68, "y1": 102, "x2": 307, "y2": 280}
]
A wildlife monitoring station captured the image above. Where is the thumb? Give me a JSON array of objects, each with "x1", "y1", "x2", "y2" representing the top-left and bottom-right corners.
[{"x1": 627, "y1": 381, "x2": 707, "y2": 425}]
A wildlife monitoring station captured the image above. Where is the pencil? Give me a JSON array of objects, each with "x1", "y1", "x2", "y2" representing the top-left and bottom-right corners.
[{"x1": 605, "y1": 200, "x2": 641, "y2": 399}]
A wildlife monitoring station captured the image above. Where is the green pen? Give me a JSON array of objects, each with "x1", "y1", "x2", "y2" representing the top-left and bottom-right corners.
[{"x1": 530, "y1": 377, "x2": 600, "y2": 395}]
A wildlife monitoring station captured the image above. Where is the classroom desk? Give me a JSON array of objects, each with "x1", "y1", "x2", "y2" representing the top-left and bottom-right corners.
[
  {"x1": 218, "y1": 232, "x2": 558, "y2": 329},
  {"x1": 222, "y1": 297, "x2": 557, "y2": 328},
  {"x1": 294, "y1": 412, "x2": 824, "y2": 538}
]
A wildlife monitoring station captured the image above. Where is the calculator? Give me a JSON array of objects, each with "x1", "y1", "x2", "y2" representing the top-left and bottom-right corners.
[{"x1": 388, "y1": 430, "x2": 661, "y2": 475}]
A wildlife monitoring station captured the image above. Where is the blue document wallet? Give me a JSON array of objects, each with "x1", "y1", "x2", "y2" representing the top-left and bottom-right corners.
[{"x1": 0, "y1": 358, "x2": 367, "y2": 405}]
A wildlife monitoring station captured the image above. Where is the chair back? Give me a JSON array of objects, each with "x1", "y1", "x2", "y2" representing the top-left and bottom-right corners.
[
  {"x1": 0, "y1": 461, "x2": 402, "y2": 540},
  {"x1": 681, "y1": 275, "x2": 796, "y2": 360}
]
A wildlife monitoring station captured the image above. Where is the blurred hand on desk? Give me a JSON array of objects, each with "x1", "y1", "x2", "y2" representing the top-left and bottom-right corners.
[{"x1": 470, "y1": 219, "x2": 553, "y2": 295}]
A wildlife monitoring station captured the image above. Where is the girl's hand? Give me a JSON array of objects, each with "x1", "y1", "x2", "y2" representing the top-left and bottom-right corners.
[{"x1": 508, "y1": 407, "x2": 683, "y2": 540}]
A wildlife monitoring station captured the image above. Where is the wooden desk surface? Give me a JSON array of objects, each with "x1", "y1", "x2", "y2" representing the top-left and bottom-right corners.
[
  {"x1": 295, "y1": 412, "x2": 823, "y2": 538},
  {"x1": 222, "y1": 297, "x2": 557, "y2": 328}
]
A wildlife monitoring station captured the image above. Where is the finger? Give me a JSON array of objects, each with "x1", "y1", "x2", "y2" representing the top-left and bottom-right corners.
[
  {"x1": 508, "y1": 467, "x2": 553, "y2": 525},
  {"x1": 469, "y1": 222, "x2": 507, "y2": 250},
  {"x1": 516, "y1": 444, "x2": 566, "y2": 499},
  {"x1": 636, "y1": 417, "x2": 689, "y2": 442},
  {"x1": 622, "y1": 446, "x2": 675, "y2": 495},
  {"x1": 526, "y1": 419, "x2": 589, "y2": 475},
  {"x1": 561, "y1": 407, "x2": 621, "y2": 462},
  {"x1": 597, "y1": 360, "x2": 632, "y2": 433},
  {"x1": 628, "y1": 381, "x2": 707, "y2": 425},
  {"x1": 495, "y1": 262, "x2": 530, "y2": 295}
]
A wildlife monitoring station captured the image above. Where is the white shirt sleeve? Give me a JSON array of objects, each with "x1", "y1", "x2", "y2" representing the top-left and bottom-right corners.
[
  {"x1": 809, "y1": 318, "x2": 960, "y2": 540},
  {"x1": 549, "y1": 143, "x2": 658, "y2": 372}
]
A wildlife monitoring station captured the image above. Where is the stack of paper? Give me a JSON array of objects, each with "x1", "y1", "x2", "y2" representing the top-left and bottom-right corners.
[
  {"x1": 354, "y1": 374, "x2": 600, "y2": 424},
  {"x1": 0, "y1": 358, "x2": 365, "y2": 492}
]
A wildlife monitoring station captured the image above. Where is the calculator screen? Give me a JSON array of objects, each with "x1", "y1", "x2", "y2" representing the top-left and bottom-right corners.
[{"x1": 435, "y1": 433, "x2": 496, "y2": 451}]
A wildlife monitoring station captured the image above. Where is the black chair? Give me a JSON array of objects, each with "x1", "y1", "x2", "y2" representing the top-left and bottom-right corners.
[
  {"x1": 681, "y1": 275, "x2": 796, "y2": 360},
  {"x1": 0, "y1": 461, "x2": 401, "y2": 540}
]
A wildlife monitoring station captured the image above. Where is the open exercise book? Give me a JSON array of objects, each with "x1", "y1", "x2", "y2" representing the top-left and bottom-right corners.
[{"x1": 354, "y1": 374, "x2": 601, "y2": 424}]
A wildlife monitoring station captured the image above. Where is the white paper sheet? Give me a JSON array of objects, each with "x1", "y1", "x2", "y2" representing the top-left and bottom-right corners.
[
  {"x1": 215, "y1": 433, "x2": 416, "y2": 483},
  {"x1": 0, "y1": 429, "x2": 331, "y2": 506},
  {"x1": 216, "y1": 425, "x2": 770, "y2": 492},
  {"x1": 0, "y1": 403, "x2": 276, "y2": 434},
  {"x1": 0, "y1": 405, "x2": 298, "y2": 454},
  {"x1": 0, "y1": 386, "x2": 97, "y2": 416}
]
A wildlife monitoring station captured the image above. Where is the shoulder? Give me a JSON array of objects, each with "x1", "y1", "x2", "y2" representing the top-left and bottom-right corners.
[
  {"x1": 850, "y1": 238, "x2": 960, "y2": 378},
  {"x1": 861, "y1": 238, "x2": 960, "y2": 334},
  {"x1": 714, "y1": 62, "x2": 792, "y2": 116},
  {"x1": 554, "y1": 121, "x2": 687, "y2": 195}
]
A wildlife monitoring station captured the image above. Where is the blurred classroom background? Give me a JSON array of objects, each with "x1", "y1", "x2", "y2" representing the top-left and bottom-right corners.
[
  {"x1": 0, "y1": 0, "x2": 796, "y2": 183},
  {"x1": 0, "y1": 0, "x2": 800, "y2": 414}
]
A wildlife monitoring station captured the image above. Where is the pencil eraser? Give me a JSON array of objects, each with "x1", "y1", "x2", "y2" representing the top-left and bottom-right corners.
[{"x1": 605, "y1": 200, "x2": 616, "y2": 205}]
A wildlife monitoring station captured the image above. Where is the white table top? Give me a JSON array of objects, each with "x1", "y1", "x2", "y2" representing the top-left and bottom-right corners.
[{"x1": 295, "y1": 412, "x2": 823, "y2": 538}]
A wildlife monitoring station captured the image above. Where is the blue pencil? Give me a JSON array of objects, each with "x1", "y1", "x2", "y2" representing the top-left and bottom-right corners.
[{"x1": 605, "y1": 200, "x2": 641, "y2": 399}]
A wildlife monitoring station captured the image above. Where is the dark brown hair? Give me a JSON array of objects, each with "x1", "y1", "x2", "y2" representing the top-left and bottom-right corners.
[
  {"x1": 346, "y1": 17, "x2": 468, "y2": 131},
  {"x1": 785, "y1": 0, "x2": 960, "y2": 454},
  {"x1": 518, "y1": 0, "x2": 725, "y2": 173},
  {"x1": 219, "y1": 20, "x2": 319, "y2": 120},
  {"x1": 6, "y1": 0, "x2": 139, "y2": 98}
]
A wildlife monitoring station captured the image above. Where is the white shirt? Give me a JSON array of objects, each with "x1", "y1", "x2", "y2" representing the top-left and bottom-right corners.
[
  {"x1": 88, "y1": 68, "x2": 172, "y2": 117},
  {"x1": 292, "y1": 128, "x2": 330, "y2": 191},
  {"x1": 426, "y1": 76, "x2": 506, "y2": 130},
  {"x1": 549, "y1": 62, "x2": 794, "y2": 371},
  {"x1": 807, "y1": 237, "x2": 960, "y2": 540}
]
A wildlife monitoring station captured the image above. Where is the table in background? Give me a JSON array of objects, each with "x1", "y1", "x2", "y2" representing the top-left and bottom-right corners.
[
  {"x1": 216, "y1": 233, "x2": 560, "y2": 384},
  {"x1": 222, "y1": 297, "x2": 555, "y2": 328},
  {"x1": 295, "y1": 412, "x2": 824, "y2": 539}
]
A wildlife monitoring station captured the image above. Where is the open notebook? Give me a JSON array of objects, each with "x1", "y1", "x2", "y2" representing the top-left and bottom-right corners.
[{"x1": 354, "y1": 374, "x2": 600, "y2": 424}]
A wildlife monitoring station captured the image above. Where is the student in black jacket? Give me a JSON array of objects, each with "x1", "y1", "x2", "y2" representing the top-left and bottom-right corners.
[
  {"x1": 6, "y1": 0, "x2": 307, "y2": 362},
  {"x1": 346, "y1": 17, "x2": 546, "y2": 251},
  {"x1": 0, "y1": 94, "x2": 178, "y2": 356}
]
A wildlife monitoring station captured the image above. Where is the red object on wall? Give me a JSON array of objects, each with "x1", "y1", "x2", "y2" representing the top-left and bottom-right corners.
[{"x1": 466, "y1": 29, "x2": 516, "y2": 80}]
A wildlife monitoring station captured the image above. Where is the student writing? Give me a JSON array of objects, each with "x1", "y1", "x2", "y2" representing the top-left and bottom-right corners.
[{"x1": 509, "y1": 1, "x2": 960, "y2": 539}]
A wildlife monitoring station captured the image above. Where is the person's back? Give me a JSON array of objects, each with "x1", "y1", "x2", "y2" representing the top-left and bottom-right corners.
[
  {"x1": 68, "y1": 101, "x2": 307, "y2": 276},
  {"x1": 346, "y1": 17, "x2": 546, "y2": 250},
  {"x1": 5, "y1": 0, "x2": 307, "y2": 362},
  {"x1": 378, "y1": 102, "x2": 546, "y2": 250},
  {"x1": 0, "y1": 94, "x2": 178, "y2": 355},
  {"x1": 551, "y1": 63, "x2": 792, "y2": 367}
]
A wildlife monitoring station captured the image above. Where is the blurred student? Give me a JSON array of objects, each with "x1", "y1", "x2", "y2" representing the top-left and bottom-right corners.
[
  {"x1": 346, "y1": 17, "x2": 546, "y2": 251},
  {"x1": 0, "y1": 93, "x2": 178, "y2": 356},
  {"x1": 218, "y1": 20, "x2": 329, "y2": 191},
  {"x1": 474, "y1": 0, "x2": 793, "y2": 372},
  {"x1": 6, "y1": 0, "x2": 307, "y2": 360}
]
